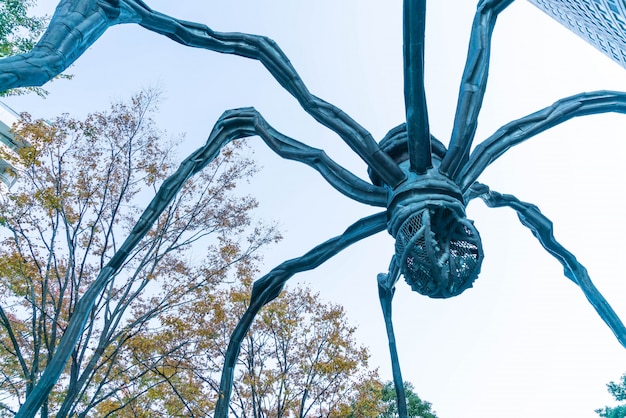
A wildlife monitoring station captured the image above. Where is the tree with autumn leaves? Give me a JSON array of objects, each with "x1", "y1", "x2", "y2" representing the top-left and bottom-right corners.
[
  {"x1": 119, "y1": 278, "x2": 374, "y2": 416},
  {"x1": 0, "y1": 90, "x2": 280, "y2": 416},
  {"x1": 113, "y1": 277, "x2": 438, "y2": 417}
]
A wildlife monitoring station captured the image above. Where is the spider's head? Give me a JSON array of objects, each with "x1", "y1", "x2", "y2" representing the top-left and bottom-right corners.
[{"x1": 377, "y1": 125, "x2": 484, "y2": 298}]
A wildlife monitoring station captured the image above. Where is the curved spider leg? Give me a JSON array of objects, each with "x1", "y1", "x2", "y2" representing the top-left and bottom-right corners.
[
  {"x1": 0, "y1": 0, "x2": 406, "y2": 188},
  {"x1": 378, "y1": 256, "x2": 410, "y2": 418},
  {"x1": 439, "y1": 0, "x2": 514, "y2": 180},
  {"x1": 126, "y1": 0, "x2": 406, "y2": 188},
  {"x1": 458, "y1": 91, "x2": 626, "y2": 191},
  {"x1": 214, "y1": 212, "x2": 388, "y2": 418},
  {"x1": 211, "y1": 107, "x2": 388, "y2": 206},
  {"x1": 0, "y1": 0, "x2": 133, "y2": 91},
  {"x1": 467, "y1": 183, "x2": 626, "y2": 348},
  {"x1": 14, "y1": 106, "x2": 383, "y2": 416},
  {"x1": 403, "y1": 0, "x2": 432, "y2": 174}
]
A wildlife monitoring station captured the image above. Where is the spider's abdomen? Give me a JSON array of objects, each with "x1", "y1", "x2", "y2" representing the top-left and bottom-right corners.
[{"x1": 394, "y1": 205, "x2": 482, "y2": 298}]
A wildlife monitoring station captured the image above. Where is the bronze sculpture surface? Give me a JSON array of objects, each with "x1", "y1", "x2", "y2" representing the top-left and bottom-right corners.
[{"x1": 1, "y1": 1, "x2": 625, "y2": 416}]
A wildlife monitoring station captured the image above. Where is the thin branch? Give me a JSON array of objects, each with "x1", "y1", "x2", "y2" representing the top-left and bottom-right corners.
[{"x1": 0, "y1": 306, "x2": 29, "y2": 381}]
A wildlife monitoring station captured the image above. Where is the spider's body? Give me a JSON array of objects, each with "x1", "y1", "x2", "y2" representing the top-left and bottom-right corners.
[
  {"x1": 373, "y1": 126, "x2": 484, "y2": 298},
  {"x1": 2, "y1": 0, "x2": 626, "y2": 417}
]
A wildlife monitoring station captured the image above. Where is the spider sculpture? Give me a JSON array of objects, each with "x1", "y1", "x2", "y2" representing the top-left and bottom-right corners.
[{"x1": 2, "y1": 0, "x2": 626, "y2": 416}]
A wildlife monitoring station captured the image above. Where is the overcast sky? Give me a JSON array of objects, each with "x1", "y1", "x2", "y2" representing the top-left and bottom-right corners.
[{"x1": 5, "y1": 1, "x2": 626, "y2": 416}]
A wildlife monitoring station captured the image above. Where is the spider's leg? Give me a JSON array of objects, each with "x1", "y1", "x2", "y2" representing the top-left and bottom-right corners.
[
  {"x1": 459, "y1": 91, "x2": 626, "y2": 191},
  {"x1": 212, "y1": 108, "x2": 388, "y2": 207},
  {"x1": 468, "y1": 183, "x2": 626, "y2": 348},
  {"x1": 439, "y1": 0, "x2": 514, "y2": 179},
  {"x1": 0, "y1": 0, "x2": 120, "y2": 91},
  {"x1": 214, "y1": 212, "x2": 388, "y2": 418},
  {"x1": 378, "y1": 256, "x2": 410, "y2": 418},
  {"x1": 403, "y1": 0, "x2": 432, "y2": 174},
  {"x1": 0, "y1": 0, "x2": 406, "y2": 188}
]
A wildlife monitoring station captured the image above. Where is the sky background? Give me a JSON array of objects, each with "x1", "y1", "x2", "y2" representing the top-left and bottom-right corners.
[{"x1": 5, "y1": 1, "x2": 626, "y2": 416}]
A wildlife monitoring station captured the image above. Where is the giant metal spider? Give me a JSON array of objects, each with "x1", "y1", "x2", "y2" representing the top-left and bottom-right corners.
[{"x1": 2, "y1": 0, "x2": 626, "y2": 416}]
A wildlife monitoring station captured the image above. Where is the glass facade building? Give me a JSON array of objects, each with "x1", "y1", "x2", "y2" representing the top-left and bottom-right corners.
[{"x1": 529, "y1": 0, "x2": 626, "y2": 68}]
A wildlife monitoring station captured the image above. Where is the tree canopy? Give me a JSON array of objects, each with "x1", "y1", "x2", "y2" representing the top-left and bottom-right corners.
[
  {"x1": 339, "y1": 380, "x2": 438, "y2": 418},
  {"x1": 596, "y1": 373, "x2": 626, "y2": 418},
  {"x1": 107, "y1": 278, "x2": 378, "y2": 417},
  {"x1": 0, "y1": 0, "x2": 46, "y2": 58}
]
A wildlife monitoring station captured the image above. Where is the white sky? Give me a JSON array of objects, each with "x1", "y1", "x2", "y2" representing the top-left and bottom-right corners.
[{"x1": 5, "y1": 1, "x2": 626, "y2": 417}]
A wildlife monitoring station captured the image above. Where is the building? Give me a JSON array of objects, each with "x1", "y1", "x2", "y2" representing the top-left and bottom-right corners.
[
  {"x1": 529, "y1": 0, "x2": 626, "y2": 68},
  {"x1": 0, "y1": 102, "x2": 21, "y2": 189}
]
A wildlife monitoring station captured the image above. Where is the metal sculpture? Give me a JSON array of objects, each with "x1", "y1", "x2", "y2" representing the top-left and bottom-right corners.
[{"x1": 1, "y1": 0, "x2": 625, "y2": 416}]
